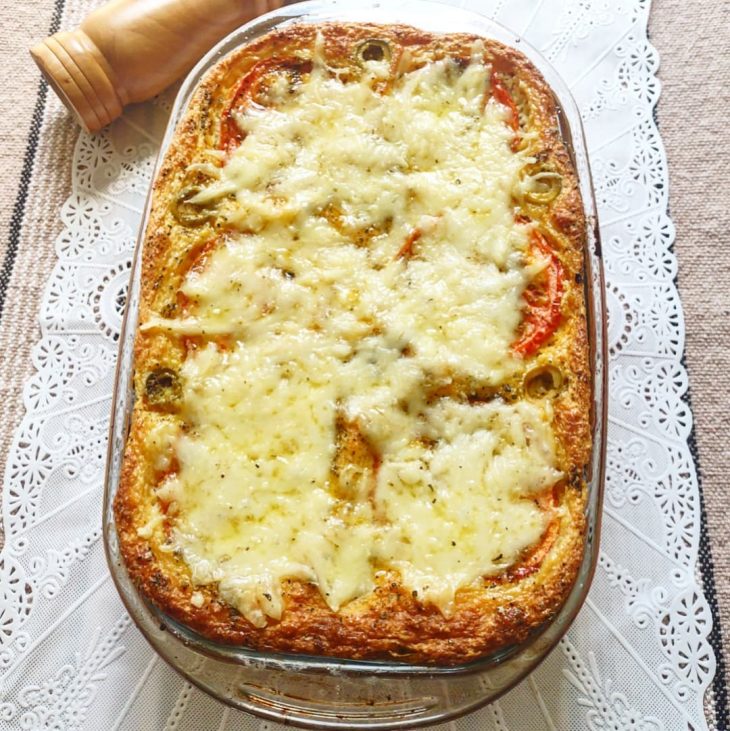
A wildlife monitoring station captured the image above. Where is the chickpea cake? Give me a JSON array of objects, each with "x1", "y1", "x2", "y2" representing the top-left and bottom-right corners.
[{"x1": 114, "y1": 23, "x2": 592, "y2": 665}]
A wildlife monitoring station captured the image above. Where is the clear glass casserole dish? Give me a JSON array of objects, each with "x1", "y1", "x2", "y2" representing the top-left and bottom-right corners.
[{"x1": 102, "y1": 1, "x2": 607, "y2": 727}]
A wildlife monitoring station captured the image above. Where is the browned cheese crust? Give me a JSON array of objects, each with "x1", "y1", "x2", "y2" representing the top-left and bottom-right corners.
[{"x1": 114, "y1": 23, "x2": 591, "y2": 665}]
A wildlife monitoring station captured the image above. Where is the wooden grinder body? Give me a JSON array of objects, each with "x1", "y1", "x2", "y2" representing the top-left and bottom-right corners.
[{"x1": 30, "y1": 0, "x2": 285, "y2": 131}]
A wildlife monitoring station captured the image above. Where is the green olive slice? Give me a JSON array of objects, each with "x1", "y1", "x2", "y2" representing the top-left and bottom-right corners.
[
  {"x1": 524, "y1": 365, "x2": 563, "y2": 399},
  {"x1": 171, "y1": 186, "x2": 214, "y2": 227},
  {"x1": 145, "y1": 367, "x2": 182, "y2": 406},
  {"x1": 524, "y1": 169, "x2": 563, "y2": 205},
  {"x1": 356, "y1": 39, "x2": 392, "y2": 65}
]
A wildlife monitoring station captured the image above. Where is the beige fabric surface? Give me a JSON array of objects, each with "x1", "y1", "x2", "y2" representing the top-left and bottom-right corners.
[
  {"x1": 651, "y1": 1, "x2": 730, "y2": 719},
  {"x1": 0, "y1": 0, "x2": 727, "y2": 722},
  {"x1": 0, "y1": 3, "x2": 77, "y2": 533}
]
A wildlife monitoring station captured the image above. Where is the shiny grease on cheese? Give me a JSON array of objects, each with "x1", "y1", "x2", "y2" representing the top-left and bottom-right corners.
[{"x1": 143, "y1": 41, "x2": 562, "y2": 626}]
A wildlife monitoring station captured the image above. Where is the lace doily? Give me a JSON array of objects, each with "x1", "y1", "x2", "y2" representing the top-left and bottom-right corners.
[{"x1": 0, "y1": 0, "x2": 715, "y2": 729}]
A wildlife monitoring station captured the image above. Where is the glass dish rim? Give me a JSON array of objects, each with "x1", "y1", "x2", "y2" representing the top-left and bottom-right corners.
[{"x1": 103, "y1": 0, "x2": 608, "y2": 684}]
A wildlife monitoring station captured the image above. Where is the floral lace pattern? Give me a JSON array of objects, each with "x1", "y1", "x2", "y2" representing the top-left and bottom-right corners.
[{"x1": 0, "y1": 0, "x2": 714, "y2": 729}]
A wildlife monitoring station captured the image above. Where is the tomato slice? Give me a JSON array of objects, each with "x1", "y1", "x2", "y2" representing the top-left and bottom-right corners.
[
  {"x1": 507, "y1": 518, "x2": 559, "y2": 580},
  {"x1": 220, "y1": 58, "x2": 312, "y2": 153},
  {"x1": 182, "y1": 236, "x2": 220, "y2": 275},
  {"x1": 512, "y1": 230, "x2": 564, "y2": 357},
  {"x1": 487, "y1": 70, "x2": 521, "y2": 152}
]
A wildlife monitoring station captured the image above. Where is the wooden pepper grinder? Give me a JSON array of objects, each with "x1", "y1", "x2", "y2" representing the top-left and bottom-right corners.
[{"x1": 30, "y1": 0, "x2": 288, "y2": 132}]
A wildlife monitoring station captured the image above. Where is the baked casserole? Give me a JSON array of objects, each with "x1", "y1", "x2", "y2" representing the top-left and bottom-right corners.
[{"x1": 114, "y1": 22, "x2": 591, "y2": 665}]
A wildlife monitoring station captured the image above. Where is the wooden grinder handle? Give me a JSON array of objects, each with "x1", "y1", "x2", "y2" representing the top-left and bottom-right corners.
[{"x1": 30, "y1": 0, "x2": 287, "y2": 132}]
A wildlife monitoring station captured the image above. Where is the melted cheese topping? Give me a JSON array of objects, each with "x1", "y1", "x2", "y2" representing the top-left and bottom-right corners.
[{"x1": 145, "y1": 44, "x2": 562, "y2": 625}]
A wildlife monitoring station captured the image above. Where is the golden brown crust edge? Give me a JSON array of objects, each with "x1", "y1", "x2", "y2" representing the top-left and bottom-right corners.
[{"x1": 113, "y1": 22, "x2": 591, "y2": 666}]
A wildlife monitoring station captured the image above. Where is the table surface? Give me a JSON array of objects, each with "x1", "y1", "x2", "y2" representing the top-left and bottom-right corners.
[{"x1": 0, "y1": 0, "x2": 727, "y2": 727}]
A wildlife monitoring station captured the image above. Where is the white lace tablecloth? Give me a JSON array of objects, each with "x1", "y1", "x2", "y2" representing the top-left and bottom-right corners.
[{"x1": 0, "y1": 0, "x2": 716, "y2": 729}]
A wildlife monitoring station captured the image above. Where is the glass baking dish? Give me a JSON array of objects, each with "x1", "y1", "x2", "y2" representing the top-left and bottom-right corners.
[{"x1": 102, "y1": 1, "x2": 607, "y2": 727}]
